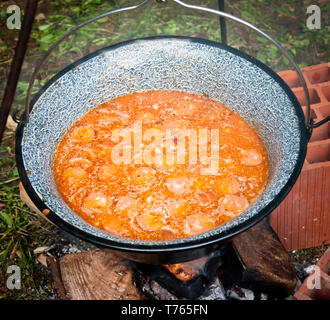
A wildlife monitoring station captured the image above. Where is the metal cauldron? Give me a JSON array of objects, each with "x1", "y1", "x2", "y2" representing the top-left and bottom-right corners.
[{"x1": 15, "y1": 0, "x2": 329, "y2": 264}]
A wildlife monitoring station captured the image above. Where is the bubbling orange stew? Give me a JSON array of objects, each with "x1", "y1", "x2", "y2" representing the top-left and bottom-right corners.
[{"x1": 54, "y1": 90, "x2": 268, "y2": 241}]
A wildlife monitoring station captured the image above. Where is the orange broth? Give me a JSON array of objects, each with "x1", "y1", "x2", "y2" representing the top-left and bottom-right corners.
[{"x1": 54, "y1": 90, "x2": 268, "y2": 241}]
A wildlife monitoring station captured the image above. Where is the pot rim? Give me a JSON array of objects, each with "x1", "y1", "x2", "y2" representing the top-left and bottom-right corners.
[{"x1": 15, "y1": 36, "x2": 308, "y2": 254}]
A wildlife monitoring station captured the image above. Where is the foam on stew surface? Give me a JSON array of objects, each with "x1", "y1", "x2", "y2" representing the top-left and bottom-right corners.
[{"x1": 54, "y1": 90, "x2": 268, "y2": 241}]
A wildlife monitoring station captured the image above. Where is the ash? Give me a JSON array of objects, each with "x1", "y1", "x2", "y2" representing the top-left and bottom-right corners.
[{"x1": 45, "y1": 229, "x2": 97, "y2": 258}]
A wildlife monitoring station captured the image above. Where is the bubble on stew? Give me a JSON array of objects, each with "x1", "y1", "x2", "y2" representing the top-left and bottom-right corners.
[{"x1": 53, "y1": 90, "x2": 268, "y2": 241}]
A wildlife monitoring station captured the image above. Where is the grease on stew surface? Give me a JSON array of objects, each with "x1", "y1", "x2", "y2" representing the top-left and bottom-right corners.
[{"x1": 54, "y1": 90, "x2": 268, "y2": 241}]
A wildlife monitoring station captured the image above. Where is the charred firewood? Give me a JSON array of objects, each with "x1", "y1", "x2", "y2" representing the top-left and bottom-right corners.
[{"x1": 131, "y1": 245, "x2": 228, "y2": 299}]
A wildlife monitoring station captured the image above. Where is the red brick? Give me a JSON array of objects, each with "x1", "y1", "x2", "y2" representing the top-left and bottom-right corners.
[
  {"x1": 293, "y1": 248, "x2": 330, "y2": 300},
  {"x1": 278, "y1": 70, "x2": 302, "y2": 88},
  {"x1": 317, "y1": 104, "x2": 330, "y2": 118},
  {"x1": 293, "y1": 291, "x2": 313, "y2": 300},
  {"x1": 292, "y1": 87, "x2": 321, "y2": 106},
  {"x1": 306, "y1": 140, "x2": 330, "y2": 163},
  {"x1": 301, "y1": 106, "x2": 317, "y2": 121},
  {"x1": 321, "y1": 85, "x2": 330, "y2": 102},
  {"x1": 302, "y1": 63, "x2": 330, "y2": 85},
  {"x1": 317, "y1": 247, "x2": 330, "y2": 274},
  {"x1": 309, "y1": 121, "x2": 329, "y2": 143},
  {"x1": 272, "y1": 64, "x2": 329, "y2": 250},
  {"x1": 294, "y1": 271, "x2": 330, "y2": 300}
]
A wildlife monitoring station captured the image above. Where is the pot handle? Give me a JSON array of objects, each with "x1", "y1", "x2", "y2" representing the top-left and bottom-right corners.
[
  {"x1": 25, "y1": 0, "x2": 151, "y2": 122},
  {"x1": 169, "y1": 0, "x2": 317, "y2": 135},
  {"x1": 26, "y1": 0, "x2": 328, "y2": 135}
]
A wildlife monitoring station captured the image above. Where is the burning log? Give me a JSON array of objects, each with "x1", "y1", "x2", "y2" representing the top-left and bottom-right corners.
[
  {"x1": 44, "y1": 218, "x2": 297, "y2": 300},
  {"x1": 132, "y1": 245, "x2": 228, "y2": 299}
]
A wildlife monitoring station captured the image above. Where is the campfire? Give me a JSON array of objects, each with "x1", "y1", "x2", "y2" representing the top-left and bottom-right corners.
[
  {"x1": 132, "y1": 220, "x2": 296, "y2": 300},
  {"x1": 45, "y1": 218, "x2": 298, "y2": 300}
]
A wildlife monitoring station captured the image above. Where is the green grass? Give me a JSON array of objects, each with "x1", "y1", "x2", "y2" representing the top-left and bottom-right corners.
[{"x1": 0, "y1": 139, "x2": 54, "y2": 299}]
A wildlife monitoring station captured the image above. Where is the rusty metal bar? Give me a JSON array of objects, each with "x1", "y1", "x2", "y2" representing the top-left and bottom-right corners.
[
  {"x1": 0, "y1": 0, "x2": 39, "y2": 143},
  {"x1": 218, "y1": 0, "x2": 227, "y2": 44}
]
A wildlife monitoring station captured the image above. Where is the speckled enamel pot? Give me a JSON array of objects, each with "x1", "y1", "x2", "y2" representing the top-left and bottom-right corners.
[{"x1": 16, "y1": 37, "x2": 308, "y2": 264}]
